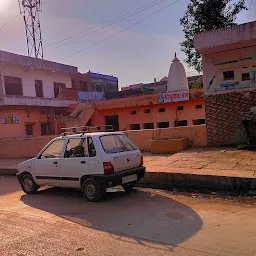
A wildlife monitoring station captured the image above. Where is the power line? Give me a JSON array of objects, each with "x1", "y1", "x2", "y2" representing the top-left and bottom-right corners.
[
  {"x1": 61, "y1": 0, "x2": 181, "y2": 61},
  {"x1": 45, "y1": 0, "x2": 169, "y2": 50},
  {"x1": 0, "y1": 14, "x2": 20, "y2": 31},
  {"x1": 45, "y1": 0, "x2": 168, "y2": 49}
]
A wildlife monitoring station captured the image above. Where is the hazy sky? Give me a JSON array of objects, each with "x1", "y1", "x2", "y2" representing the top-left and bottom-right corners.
[{"x1": 0, "y1": 0, "x2": 255, "y2": 87}]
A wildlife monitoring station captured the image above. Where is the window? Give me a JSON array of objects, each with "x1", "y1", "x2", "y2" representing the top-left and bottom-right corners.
[
  {"x1": 177, "y1": 106, "x2": 184, "y2": 111},
  {"x1": 158, "y1": 122, "x2": 169, "y2": 128},
  {"x1": 130, "y1": 124, "x2": 140, "y2": 130},
  {"x1": 196, "y1": 104, "x2": 203, "y2": 109},
  {"x1": 64, "y1": 138, "x2": 88, "y2": 158},
  {"x1": 88, "y1": 137, "x2": 97, "y2": 157},
  {"x1": 223, "y1": 70, "x2": 234, "y2": 80},
  {"x1": 242, "y1": 73, "x2": 250, "y2": 81},
  {"x1": 159, "y1": 108, "x2": 165, "y2": 112},
  {"x1": 26, "y1": 112, "x2": 30, "y2": 118},
  {"x1": 4, "y1": 76, "x2": 22, "y2": 96},
  {"x1": 131, "y1": 110, "x2": 136, "y2": 115},
  {"x1": 41, "y1": 123, "x2": 49, "y2": 136},
  {"x1": 144, "y1": 109, "x2": 151, "y2": 113},
  {"x1": 80, "y1": 81, "x2": 88, "y2": 91},
  {"x1": 104, "y1": 115, "x2": 119, "y2": 131},
  {"x1": 143, "y1": 123, "x2": 154, "y2": 129},
  {"x1": 177, "y1": 120, "x2": 187, "y2": 127},
  {"x1": 41, "y1": 124, "x2": 53, "y2": 135},
  {"x1": 96, "y1": 84, "x2": 103, "y2": 92},
  {"x1": 71, "y1": 80, "x2": 75, "y2": 88},
  {"x1": 35, "y1": 80, "x2": 43, "y2": 97},
  {"x1": 54, "y1": 82, "x2": 65, "y2": 98},
  {"x1": 26, "y1": 124, "x2": 33, "y2": 136},
  {"x1": 40, "y1": 139, "x2": 65, "y2": 159},
  {"x1": 100, "y1": 134, "x2": 137, "y2": 154},
  {"x1": 193, "y1": 119, "x2": 206, "y2": 125}
]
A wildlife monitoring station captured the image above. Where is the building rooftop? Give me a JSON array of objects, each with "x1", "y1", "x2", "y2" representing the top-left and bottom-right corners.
[
  {"x1": 194, "y1": 21, "x2": 256, "y2": 54},
  {"x1": 88, "y1": 71, "x2": 118, "y2": 82},
  {"x1": 0, "y1": 50, "x2": 78, "y2": 74},
  {"x1": 97, "y1": 88, "x2": 204, "y2": 110}
]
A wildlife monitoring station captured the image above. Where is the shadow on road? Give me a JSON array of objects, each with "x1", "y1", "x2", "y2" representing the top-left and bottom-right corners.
[{"x1": 21, "y1": 187, "x2": 203, "y2": 248}]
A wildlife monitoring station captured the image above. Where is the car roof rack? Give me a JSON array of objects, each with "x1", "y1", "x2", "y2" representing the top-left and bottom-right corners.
[{"x1": 61, "y1": 125, "x2": 113, "y2": 136}]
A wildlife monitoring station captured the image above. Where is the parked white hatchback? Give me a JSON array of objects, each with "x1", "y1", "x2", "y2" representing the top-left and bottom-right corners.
[{"x1": 17, "y1": 128, "x2": 145, "y2": 201}]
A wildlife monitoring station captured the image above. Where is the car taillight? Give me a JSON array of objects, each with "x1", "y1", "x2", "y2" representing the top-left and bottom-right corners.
[
  {"x1": 140, "y1": 155, "x2": 143, "y2": 166},
  {"x1": 103, "y1": 162, "x2": 114, "y2": 175}
]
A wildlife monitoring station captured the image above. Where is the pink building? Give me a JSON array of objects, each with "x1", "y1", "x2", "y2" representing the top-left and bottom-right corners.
[{"x1": 194, "y1": 21, "x2": 256, "y2": 145}]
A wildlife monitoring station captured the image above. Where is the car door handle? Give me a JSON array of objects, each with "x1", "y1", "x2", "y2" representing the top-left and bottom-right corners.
[
  {"x1": 81, "y1": 161, "x2": 86, "y2": 164},
  {"x1": 53, "y1": 161, "x2": 58, "y2": 164}
]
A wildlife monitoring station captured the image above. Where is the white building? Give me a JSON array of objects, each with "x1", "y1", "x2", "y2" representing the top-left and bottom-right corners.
[{"x1": 0, "y1": 50, "x2": 79, "y2": 138}]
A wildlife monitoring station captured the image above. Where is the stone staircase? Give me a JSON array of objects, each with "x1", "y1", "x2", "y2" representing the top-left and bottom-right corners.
[{"x1": 61, "y1": 102, "x2": 96, "y2": 128}]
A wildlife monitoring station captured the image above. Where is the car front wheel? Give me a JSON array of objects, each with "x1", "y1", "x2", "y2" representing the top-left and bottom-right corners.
[
  {"x1": 21, "y1": 174, "x2": 39, "y2": 194},
  {"x1": 82, "y1": 178, "x2": 105, "y2": 202}
]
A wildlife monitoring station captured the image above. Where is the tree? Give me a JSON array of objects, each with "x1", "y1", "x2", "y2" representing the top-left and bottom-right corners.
[{"x1": 180, "y1": 0, "x2": 247, "y2": 73}]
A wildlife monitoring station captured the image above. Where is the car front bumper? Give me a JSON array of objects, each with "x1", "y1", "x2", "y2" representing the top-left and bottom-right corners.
[{"x1": 96, "y1": 166, "x2": 146, "y2": 188}]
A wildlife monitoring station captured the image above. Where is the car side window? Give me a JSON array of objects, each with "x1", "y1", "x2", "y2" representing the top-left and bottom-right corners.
[
  {"x1": 64, "y1": 138, "x2": 88, "y2": 158},
  {"x1": 88, "y1": 137, "x2": 96, "y2": 157},
  {"x1": 100, "y1": 135, "x2": 137, "y2": 154},
  {"x1": 40, "y1": 140, "x2": 65, "y2": 159}
]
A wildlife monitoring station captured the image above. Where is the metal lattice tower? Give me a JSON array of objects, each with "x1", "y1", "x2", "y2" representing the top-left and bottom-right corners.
[{"x1": 18, "y1": 0, "x2": 43, "y2": 59}]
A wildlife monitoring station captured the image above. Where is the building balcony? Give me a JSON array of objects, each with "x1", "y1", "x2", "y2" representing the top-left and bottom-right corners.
[{"x1": 1, "y1": 95, "x2": 78, "y2": 108}]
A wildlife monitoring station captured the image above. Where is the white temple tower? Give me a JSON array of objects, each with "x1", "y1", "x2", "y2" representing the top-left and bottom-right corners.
[{"x1": 167, "y1": 53, "x2": 189, "y2": 92}]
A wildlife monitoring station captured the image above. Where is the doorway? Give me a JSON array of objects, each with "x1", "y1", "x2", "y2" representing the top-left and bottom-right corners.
[{"x1": 104, "y1": 115, "x2": 119, "y2": 131}]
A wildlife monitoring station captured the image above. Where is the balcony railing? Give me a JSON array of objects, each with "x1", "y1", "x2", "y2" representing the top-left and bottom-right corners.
[{"x1": 1, "y1": 95, "x2": 78, "y2": 107}]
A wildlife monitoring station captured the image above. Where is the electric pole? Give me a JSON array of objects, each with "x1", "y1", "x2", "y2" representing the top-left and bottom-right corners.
[{"x1": 18, "y1": 0, "x2": 43, "y2": 59}]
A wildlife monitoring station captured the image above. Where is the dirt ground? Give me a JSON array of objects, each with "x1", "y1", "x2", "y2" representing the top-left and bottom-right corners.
[{"x1": 0, "y1": 176, "x2": 255, "y2": 256}]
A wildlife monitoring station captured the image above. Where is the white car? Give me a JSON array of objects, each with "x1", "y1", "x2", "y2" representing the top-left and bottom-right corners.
[{"x1": 17, "y1": 130, "x2": 145, "y2": 201}]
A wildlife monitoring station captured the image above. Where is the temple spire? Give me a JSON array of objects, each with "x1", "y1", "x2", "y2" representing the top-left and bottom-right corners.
[{"x1": 167, "y1": 53, "x2": 188, "y2": 92}]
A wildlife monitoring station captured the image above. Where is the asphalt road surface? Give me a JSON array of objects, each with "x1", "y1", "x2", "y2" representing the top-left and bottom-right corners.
[{"x1": 0, "y1": 176, "x2": 256, "y2": 256}]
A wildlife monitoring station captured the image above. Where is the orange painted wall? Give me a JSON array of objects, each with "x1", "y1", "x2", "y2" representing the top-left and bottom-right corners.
[
  {"x1": 0, "y1": 125, "x2": 207, "y2": 158},
  {"x1": 0, "y1": 110, "x2": 49, "y2": 138},
  {"x1": 0, "y1": 135, "x2": 55, "y2": 158},
  {"x1": 91, "y1": 99, "x2": 205, "y2": 130}
]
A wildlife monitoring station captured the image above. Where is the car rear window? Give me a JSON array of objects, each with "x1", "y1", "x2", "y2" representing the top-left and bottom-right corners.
[{"x1": 100, "y1": 134, "x2": 137, "y2": 154}]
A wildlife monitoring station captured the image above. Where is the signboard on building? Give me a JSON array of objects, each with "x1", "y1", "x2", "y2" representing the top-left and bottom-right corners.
[
  {"x1": 1, "y1": 113, "x2": 19, "y2": 124},
  {"x1": 78, "y1": 91, "x2": 104, "y2": 102},
  {"x1": 158, "y1": 90, "x2": 189, "y2": 103}
]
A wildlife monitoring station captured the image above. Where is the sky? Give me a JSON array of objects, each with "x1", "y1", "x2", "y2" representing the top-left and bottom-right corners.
[{"x1": 0, "y1": 0, "x2": 255, "y2": 88}]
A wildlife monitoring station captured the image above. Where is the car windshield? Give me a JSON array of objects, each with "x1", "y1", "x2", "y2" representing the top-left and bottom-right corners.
[{"x1": 100, "y1": 134, "x2": 137, "y2": 154}]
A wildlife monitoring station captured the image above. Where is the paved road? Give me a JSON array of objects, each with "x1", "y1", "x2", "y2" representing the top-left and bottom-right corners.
[{"x1": 0, "y1": 176, "x2": 255, "y2": 256}]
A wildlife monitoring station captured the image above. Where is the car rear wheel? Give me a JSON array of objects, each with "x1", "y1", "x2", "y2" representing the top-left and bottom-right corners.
[
  {"x1": 21, "y1": 174, "x2": 39, "y2": 194},
  {"x1": 122, "y1": 181, "x2": 136, "y2": 192},
  {"x1": 82, "y1": 178, "x2": 105, "y2": 202}
]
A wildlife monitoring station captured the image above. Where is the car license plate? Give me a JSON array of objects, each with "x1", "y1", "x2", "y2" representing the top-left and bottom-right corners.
[{"x1": 122, "y1": 174, "x2": 137, "y2": 184}]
